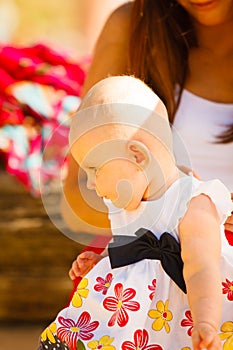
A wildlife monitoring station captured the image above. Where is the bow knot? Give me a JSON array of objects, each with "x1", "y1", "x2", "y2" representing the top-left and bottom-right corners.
[{"x1": 108, "y1": 228, "x2": 186, "y2": 293}]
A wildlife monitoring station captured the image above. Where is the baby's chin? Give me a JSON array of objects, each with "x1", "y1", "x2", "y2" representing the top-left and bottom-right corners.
[{"x1": 112, "y1": 198, "x2": 141, "y2": 211}]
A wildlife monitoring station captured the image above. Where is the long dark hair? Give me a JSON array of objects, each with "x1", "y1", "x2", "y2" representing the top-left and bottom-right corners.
[{"x1": 128, "y1": 0, "x2": 232, "y2": 143}]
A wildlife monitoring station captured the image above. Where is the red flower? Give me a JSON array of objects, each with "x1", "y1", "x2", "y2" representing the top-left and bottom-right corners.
[
  {"x1": 181, "y1": 310, "x2": 193, "y2": 336},
  {"x1": 103, "y1": 283, "x2": 140, "y2": 327},
  {"x1": 57, "y1": 312, "x2": 99, "y2": 350},
  {"x1": 122, "y1": 329, "x2": 163, "y2": 350},
  {"x1": 222, "y1": 279, "x2": 233, "y2": 301},
  {"x1": 148, "y1": 279, "x2": 157, "y2": 300},
  {"x1": 94, "y1": 273, "x2": 113, "y2": 295}
]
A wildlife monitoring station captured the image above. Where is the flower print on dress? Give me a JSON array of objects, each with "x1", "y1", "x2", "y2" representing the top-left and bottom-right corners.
[
  {"x1": 121, "y1": 329, "x2": 163, "y2": 350},
  {"x1": 38, "y1": 335, "x2": 70, "y2": 350},
  {"x1": 181, "y1": 310, "x2": 193, "y2": 336},
  {"x1": 222, "y1": 279, "x2": 233, "y2": 301},
  {"x1": 103, "y1": 283, "x2": 140, "y2": 327},
  {"x1": 148, "y1": 300, "x2": 173, "y2": 333},
  {"x1": 41, "y1": 322, "x2": 57, "y2": 343},
  {"x1": 39, "y1": 323, "x2": 71, "y2": 350},
  {"x1": 94, "y1": 273, "x2": 113, "y2": 295},
  {"x1": 219, "y1": 321, "x2": 233, "y2": 350},
  {"x1": 72, "y1": 278, "x2": 89, "y2": 308},
  {"x1": 57, "y1": 312, "x2": 99, "y2": 350},
  {"x1": 148, "y1": 279, "x2": 157, "y2": 300},
  {"x1": 87, "y1": 335, "x2": 116, "y2": 349}
]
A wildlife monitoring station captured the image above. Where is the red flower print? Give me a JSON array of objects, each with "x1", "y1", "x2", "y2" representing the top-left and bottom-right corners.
[
  {"x1": 122, "y1": 329, "x2": 163, "y2": 350},
  {"x1": 222, "y1": 278, "x2": 233, "y2": 301},
  {"x1": 181, "y1": 310, "x2": 193, "y2": 336},
  {"x1": 57, "y1": 312, "x2": 99, "y2": 350},
  {"x1": 148, "y1": 279, "x2": 157, "y2": 300},
  {"x1": 94, "y1": 273, "x2": 113, "y2": 295},
  {"x1": 103, "y1": 283, "x2": 140, "y2": 327}
]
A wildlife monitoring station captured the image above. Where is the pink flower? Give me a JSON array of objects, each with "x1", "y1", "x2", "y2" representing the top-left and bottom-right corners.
[
  {"x1": 57, "y1": 312, "x2": 99, "y2": 350},
  {"x1": 181, "y1": 310, "x2": 193, "y2": 336},
  {"x1": 148, "y1": 279, "x2": 157, "y2": 300},
  {"x1": 94, "y1": 273, "x2": 113, "y2": 295},
  {"x1": 122, "y1": 329, "x2": 163, "y2": 350},
  {"x1": 103, "y1": 283, "x2": 140, "y2": 327},
  {"x1": 222, "y1": 279, "x2": 233, "y2": 301}
]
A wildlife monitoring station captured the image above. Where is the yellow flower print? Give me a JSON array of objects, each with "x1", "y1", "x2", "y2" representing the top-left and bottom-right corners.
[
  {"x1": 148, "y1": 299, "x2": 173, "y2": 333},
  {"x1": 87, "y1": 335, "x2": 116, "y2": 349},
  {"x1": 71, "y1": 278, "x2": 89, "y2": 308},
  {"x1": 219, "y1": 321, "x2": 233, "y2": 350},
  {"x1": 41, "y1": 322, "x2": 57, "y2": 343}
]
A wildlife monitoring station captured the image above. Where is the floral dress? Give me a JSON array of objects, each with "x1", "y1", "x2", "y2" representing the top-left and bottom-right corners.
[{"x1": 38, "y1": 177, "x2": 233, "y2": 350}]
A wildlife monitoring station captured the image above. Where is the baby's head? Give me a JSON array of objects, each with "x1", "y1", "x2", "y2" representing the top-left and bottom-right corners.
[{"x1": 70, "y1": 76, "x2": 175, "y2": 210}]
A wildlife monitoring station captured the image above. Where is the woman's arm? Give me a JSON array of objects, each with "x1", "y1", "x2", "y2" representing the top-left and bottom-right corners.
[
  {"x1": 80, "y1": 3, "x2": 132, "y2": 97},
  {"x1": 179, "y1": 194, "x2": 222, "y2": 349},
  {"x1": 62, "y1": 153, "x2": 111, "y2": 230},
  {"x1": 62, "y1": 4, "x2": 132, "y2": 232}
]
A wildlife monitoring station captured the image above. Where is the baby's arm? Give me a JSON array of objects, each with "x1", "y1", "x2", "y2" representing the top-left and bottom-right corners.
[
  {"x1": 69, "y1": 249, "x2": 108, "y2": 280},
  {"x1": 179, "y1": 194, "x2": 222, "y2": 350}
]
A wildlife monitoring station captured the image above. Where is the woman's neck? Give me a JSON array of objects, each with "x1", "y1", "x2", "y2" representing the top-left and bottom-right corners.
[
  {"x1": 185, "y1": 17, "x2": 233, "y2": 102},
  {"x1": 194, "y1": 18, "x2": 233, "y2": 55}
]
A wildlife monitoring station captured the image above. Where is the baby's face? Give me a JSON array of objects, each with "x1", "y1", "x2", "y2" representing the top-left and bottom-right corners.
[{"x1": 71, "y1": 127, "x2": 149, "y2": 210}]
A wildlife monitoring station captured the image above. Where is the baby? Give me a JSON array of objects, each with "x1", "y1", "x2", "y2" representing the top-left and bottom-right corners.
[{"x1": 38, "y1": 76, "x2": 233, "y2": 350}]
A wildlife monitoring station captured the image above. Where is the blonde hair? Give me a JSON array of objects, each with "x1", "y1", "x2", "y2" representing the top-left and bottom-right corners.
[{"x1": 69, "y1": 76, "x2": 172, "y2": 151}]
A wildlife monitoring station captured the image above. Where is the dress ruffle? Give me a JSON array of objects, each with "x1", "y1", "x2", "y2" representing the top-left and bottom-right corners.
[{"x1": 192, "y1": 178, "x2": 233, "y2": 223}]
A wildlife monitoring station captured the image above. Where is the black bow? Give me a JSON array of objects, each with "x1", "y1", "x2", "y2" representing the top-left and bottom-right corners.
[{"x1": 108, "y1": 228, "x2": 186, "y2": 293}]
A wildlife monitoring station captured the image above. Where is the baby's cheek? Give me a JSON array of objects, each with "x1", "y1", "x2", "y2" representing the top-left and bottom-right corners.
[{"x1": 113, "y1": 179, "x2": 133, "y2": 208}]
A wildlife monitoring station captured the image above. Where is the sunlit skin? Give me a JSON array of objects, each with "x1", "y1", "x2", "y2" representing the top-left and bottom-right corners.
[
  {"x1": 69, "y1": 76, "x2": 175, "y2": 211},
  {"x1": 71, "y1": 128, "x2": 155, "y2": 211}
]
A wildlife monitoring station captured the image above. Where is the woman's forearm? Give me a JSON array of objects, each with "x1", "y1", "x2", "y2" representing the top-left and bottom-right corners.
[{"x1": 62, "y1": 154, "x2": 111, "y2": 232}]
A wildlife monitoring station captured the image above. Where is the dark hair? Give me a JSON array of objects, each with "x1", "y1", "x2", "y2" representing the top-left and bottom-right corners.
[
  {"x1": 216, "y1": 125, "x2": 233, "y2": 144},
  {"x1": 128, "y1": 0, "x2": 232, "y2": 143}
]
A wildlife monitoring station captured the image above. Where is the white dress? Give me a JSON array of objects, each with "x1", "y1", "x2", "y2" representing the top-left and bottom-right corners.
[
  {"x1": 173, "y1": 89, "x2": 233, "y2": 192},
  {"x1": 38, "y1": 177, "x2": 233, "y2": 350}
]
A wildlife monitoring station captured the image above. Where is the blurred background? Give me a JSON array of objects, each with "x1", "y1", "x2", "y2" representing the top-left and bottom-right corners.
[{"x1": 0, "y1": 1, "x2": 127, "y2": 349}]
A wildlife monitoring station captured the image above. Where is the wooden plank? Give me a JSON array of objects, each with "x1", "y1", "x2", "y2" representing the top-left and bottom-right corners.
[{"x1": 0, "y1": 172, "x2": 89, "y2": 323}]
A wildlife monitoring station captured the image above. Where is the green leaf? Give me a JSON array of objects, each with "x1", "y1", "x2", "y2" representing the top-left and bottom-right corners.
[{"x1": 76, "y1": 339, "x2": 87, "y2": 350}]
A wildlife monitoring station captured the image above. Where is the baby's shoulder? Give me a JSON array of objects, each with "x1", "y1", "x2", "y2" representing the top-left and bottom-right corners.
[{"x1": 185, "y1": 178, "x2": 233, "y2": 224}]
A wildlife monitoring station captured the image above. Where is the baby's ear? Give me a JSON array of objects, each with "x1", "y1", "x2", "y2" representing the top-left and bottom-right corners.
[{"x1": 127, "y1": 140, "x2": 150, "y2": 168}]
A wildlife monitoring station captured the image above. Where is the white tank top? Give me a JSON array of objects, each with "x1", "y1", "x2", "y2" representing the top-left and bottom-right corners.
[{"x1": 173, "y1": 89, "x2": 233, "y2": 191}]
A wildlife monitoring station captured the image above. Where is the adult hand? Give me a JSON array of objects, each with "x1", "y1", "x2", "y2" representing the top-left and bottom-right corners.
[{"x1": 224, "y1": 193, "x2": 233, "y2": 233}]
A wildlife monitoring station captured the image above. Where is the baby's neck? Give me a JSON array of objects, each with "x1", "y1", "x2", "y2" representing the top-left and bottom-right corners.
[{"x1": 144, "y1": 166, "x2": 183, "y2": 201}]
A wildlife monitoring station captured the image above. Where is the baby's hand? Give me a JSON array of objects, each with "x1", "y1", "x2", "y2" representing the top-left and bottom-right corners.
[
  {"x1": 69, "y1": 251, "x2": 103, "y2": 280},
  {"x1": 224, "y1": 192, "x2": 233, "y2": 233},
  {"x1": 192, "y1": 322, "x2": 222, "y2": 350}
]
